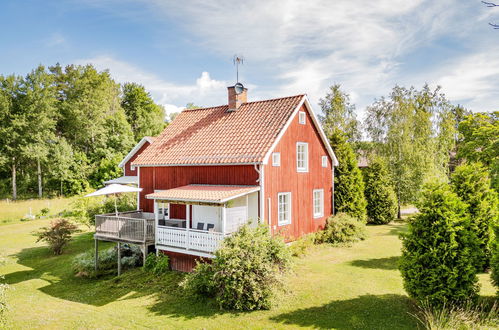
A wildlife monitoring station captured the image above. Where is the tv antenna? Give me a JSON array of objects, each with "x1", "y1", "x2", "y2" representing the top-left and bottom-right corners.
[{"x1": 233, "y1": 55, "x2": 244, "y2": 83}]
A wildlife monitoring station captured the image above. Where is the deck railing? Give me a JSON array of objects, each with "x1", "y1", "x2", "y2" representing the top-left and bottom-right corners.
[
  {"x1": 95, "y1": 212, "x2": 155, "y2": 243},
  {"x1": 156, "y1": 226, "x2": 226, "y2": 254}
]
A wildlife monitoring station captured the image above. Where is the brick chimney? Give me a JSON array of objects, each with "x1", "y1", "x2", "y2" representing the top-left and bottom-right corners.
[{"x1": 227, "y1": 85, "x2": 247, "y2": 112}]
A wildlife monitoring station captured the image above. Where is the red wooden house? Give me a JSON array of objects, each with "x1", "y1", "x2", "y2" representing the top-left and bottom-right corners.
[{"x1": 124, "y1": 86, "x2": 337, "y2": 271}]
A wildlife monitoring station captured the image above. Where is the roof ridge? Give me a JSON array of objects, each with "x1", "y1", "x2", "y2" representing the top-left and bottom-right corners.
[{"x1": 183, "y1": 94, "x2": 305, "y2": 112}]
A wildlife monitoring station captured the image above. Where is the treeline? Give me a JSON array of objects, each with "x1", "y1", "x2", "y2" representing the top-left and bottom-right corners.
[
  {"x1": 0, "y1": 64, "x2": 166, "y2": 199},
  {"x1": 320, "y1": 83, "x2": 498, "y2": 220}
]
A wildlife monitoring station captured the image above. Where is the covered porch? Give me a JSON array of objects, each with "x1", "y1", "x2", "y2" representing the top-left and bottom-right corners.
[{"x1": 147, "y1": 184, "x2": 260, "y2": 258}]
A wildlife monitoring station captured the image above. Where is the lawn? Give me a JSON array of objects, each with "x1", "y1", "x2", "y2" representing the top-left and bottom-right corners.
[
  {"x1": 0, "y1": 217, "x2": 496, "y2": 329},
  {"x1": 0, "y1": 197, "x2": 74, "y2": 226}
]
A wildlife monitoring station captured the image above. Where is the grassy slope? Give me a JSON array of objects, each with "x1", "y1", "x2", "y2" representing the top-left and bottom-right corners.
[
  {"x1": 0, "y1": 198, "x2": 73, "y2": 225},
  {"x1": 0, "y1": 219, "x2": 495, "y2": 329}
]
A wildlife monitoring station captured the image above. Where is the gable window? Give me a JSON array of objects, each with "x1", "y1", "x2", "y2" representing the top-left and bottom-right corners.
[
  {"x1": 313, "y1": 189, "x2": 324, "y2": 218},
  {"x1": 296, "y1": 142, "x2": 308, "y2": 172},
  {"x1": 322, "y1": 156, "x2": 328, "y2": 168},
  {"x1": 272, "y1": 152, "x2": 281, "y2": 166},
  {"x1": 299, "y1": 111, "x2": 306, "y2": 124},
  {"x1": 278, "y1": 192, "x2": 291, "y2": 226}
]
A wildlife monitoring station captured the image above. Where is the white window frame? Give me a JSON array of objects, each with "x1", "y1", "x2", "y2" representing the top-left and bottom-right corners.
[
  {"x1": 313, "y1": 189, "x2": 324, "y2": 218},
  {"x1": 272, "y1": 152, "x2": 281, "y2": 166},
  {"x1": 154, "y1": 190, "x2": 170, "y2": 221},
  {"x1": 277, "y1": 192, "x2": 291, "y2": 226},
  {"x1": 299, "y1": 111, "x2": 306, "y2": 124},
  {"x1": 296, "y1": 142, "x2": 309, "y2": 172},
  {"x1": 322, "y1": 155, "x2": 328, "y2": 168}
]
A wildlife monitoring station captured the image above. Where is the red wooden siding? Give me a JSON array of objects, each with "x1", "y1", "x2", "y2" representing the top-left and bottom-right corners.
[
  {"x1": 139, "y1": 165, "x2": 259, "y2": 213},
  {"x1": 264, "y1": 104, "x2": 333, "y2": 241},
  {"x1": 161, "y1": 250, "x2": 210, "y2": 272},
  {"x1": 124, "y1": 141, "x2": 151, "y2": 176}
]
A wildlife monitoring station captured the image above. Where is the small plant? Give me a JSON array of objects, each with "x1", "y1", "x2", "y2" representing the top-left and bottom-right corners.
[
  {"x1": 35, "y1": 219, "x2": 79, "y2": 255},
  {"x1": 289, "y1": 234, "x2": 315, "y2": 257},
  {"x1": 144, "y1": 253, "x2": 170, "y2": 275},
  {"x1": 413, "y1": 300, "x2": 499, "y2": 330},
  {"x1": 37, "y1": 207, "x2": 50, "y2": 218},
  {"x1": 181, "y1": 225, "x2": 291, "y2": 311},
  {"x1": 314, "y1": 213, "x2": 367, "y2": 246},
  {"x1": 0, "y1": 258, "x2": 9, "y2": 327}
]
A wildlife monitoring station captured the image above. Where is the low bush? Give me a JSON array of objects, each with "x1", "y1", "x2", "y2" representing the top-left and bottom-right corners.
[
  {"x1": 289, "y1": 234, "x2": 315, "y2": 257},
  {"x1": 491, "y1": 224, "x2": 499, "y2": 290},
  {"x1": 314, "y1": 213, "x2": 367, "y2": 245},
  {"x1": 72, "y1": 244, "x2": 143, "y2": 277},
  {"x1": 181, "y1": 225, "x2": 291, "y2": 311},
  {"x1": 144, "y1": 253, "x2": 170, "y2": 275},
  {"x1": 37, "y1": 207, "x2": 50, "y2": 218},
  {"x1": 35, "y1": 218, "x2": 80, "y2": 255},
  {"x1": 399, "y1": 183, "x2": 479, "y2": 307},
  {"x1": 0, "y1": 258, "x2": 9, "y2": 327},
  {"x1": 414, "y1": 300, "x2": 499, "y2": 330}
]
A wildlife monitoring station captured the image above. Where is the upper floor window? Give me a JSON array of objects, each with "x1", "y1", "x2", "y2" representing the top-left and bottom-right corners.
[
  {"x1": 322, "y1": 156, "x2": 328, "y2": 168},
  {"x1": 313, "y1": 189, "x2": 324, "y2": 218},
  {"x1": 296, "y1": 142, "x2": 308, "y2": 172},
  {"x1": 278, "y1": 192, "x2": 291, "y2": 225},
  {"x1": 299, "y1": 111, "x2": 306, "y2": 124},
  {"x1": 272, "y1": 152, "x2": 281, "y2": 166}
]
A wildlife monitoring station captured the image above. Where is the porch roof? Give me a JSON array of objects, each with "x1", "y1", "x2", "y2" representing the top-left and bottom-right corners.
[{"x1": 145, "y1": 184, "x2": 259, "y2": 204}]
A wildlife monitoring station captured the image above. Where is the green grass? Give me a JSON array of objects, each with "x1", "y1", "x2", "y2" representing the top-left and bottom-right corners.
[
  {"x1": 0, "y1": 197, "x2": 74, "y2": 225},
  {"x1": 0, "y1": 219, "x2": 495, "y2": 329}
]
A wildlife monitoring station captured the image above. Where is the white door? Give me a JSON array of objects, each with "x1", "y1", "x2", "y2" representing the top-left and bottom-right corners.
[{"x1": 192, "y1": 205, "x2": 220, "y2": 231}]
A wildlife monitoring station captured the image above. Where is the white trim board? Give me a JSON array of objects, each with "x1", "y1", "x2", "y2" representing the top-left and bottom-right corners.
[{"x1": 119, "y1": 136, "x2": 153, "y2": 169}]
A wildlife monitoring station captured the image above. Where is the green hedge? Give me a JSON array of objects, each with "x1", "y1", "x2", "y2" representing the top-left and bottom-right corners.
[{"x1": 315, "y1": 213, "x2": 367, "y2": 245}]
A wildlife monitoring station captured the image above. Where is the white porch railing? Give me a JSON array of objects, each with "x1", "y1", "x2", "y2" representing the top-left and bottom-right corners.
[
  {"x1": 95, "y1": 212, "x2": 155, "y2": 243},
  {"x1": 156, "y1": 226, "x2": 226, "y2": 254}
]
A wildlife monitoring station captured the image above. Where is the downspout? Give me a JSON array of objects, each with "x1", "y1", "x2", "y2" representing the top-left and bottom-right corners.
[{"x1": 254, "y1": 163, "x2": 264, "y2": 225}]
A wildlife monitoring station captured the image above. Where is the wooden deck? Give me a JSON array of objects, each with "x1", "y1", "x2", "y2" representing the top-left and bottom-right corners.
[{"x1": 94, "y1": 211, "x2": 155, "y2": 244}]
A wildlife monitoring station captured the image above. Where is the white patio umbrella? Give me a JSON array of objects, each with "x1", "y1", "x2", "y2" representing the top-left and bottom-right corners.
[{"x1": 85, "y1": 184, "x2": 142, "y2": 216}]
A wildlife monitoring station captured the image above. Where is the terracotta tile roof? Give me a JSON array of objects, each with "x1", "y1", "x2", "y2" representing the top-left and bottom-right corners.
[
  {"x1": 132, "y1": 95, "x2": 305, "y2": 166},
  {"x1": 146, "y1": 184, "x2": 260, "y2": 203}
]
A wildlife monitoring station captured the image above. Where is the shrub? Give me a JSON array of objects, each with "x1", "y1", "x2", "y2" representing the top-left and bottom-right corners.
[
  {"x1": 0, "y1": 258, "x2": 8, "y2": 327},
  {"x1": 362, "y1": 157, "x2": 398, "y2": 224},
  {"x1": 314, "y1": 213, "x2": 367, "y2": 245},
  {"x1": 289, "y1": 234, "x2": 315, "y2": 257},
  {"x1": 37, "y1": 207, "x2": 50, "y2": 218},
  {"x1": 72, "y1": 244, "x2": 142, "y2": 277},
  {"x1": 399, "y1": 183, "x2": 479, "y2": 307},
  {"x1": 181, "y1": 225, "x2": 291, "y2": 311},
  {"x1": 35, "y1": 219, "x2": 79, "y2": 255},
  {"x1": 450, "y1": 162, "x2": 499, "y2": 271},
  {"x1": 144, "y1": 253, "x2": 170, "y2": 275},
  {"x1": 491, "y1": 224, "x2": 499, "y2": 290},
  {"x1": 329, "y1": 129, "x2": 367, "y2": 221}
]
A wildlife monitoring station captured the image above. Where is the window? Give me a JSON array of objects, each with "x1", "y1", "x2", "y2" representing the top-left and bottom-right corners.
[
  {"x1": 322, "y1": 156, "x2": 328, "y2": 168},
  {"x1": 278, "y1": 192, "x2": 291, "y2": 226},
  {"x1": 272, "y1": 152, "x2": 281, "y2": 166},
  {"x1": 296, "y1": 142, "x2": 308, "y2": 172},
  {"x1": 313, "y1": 189, "x2": 324, "y2": 218},
  {"x1": 299, "y1": 111, "x2": 306, "y2": 124}
]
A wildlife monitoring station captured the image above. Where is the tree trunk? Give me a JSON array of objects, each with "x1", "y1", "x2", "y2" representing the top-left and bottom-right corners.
[
  {"x1": 397, "y1": 184, "x2": 402, "y2": 219},
  {"x1": 60, "y1": 179, "x2": 63, "y2": 197},
  {"x1": 12, "y1": 158, "x2": 17, "y2": 200},
  {"x1": 37, "y1": 158, "x2": 42, "y2": 198}
]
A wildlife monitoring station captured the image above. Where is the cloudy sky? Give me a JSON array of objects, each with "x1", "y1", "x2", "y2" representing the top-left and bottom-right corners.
[{"x1": 1, "y1": 0, "x2": 498, "y2": 117}]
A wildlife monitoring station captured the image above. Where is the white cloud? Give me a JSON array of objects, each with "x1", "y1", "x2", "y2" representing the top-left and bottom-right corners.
[
  {"x1": 74, "y1": 55, "x2": 227, "y2": 114},
  {"x1": 44, "y1": 32, "x2": 66, "y2": 47}
]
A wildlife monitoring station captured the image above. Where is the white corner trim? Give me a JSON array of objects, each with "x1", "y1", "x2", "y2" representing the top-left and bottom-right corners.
[{"x1": 119, "y1": 137, "x2": 153, "y2": 169}]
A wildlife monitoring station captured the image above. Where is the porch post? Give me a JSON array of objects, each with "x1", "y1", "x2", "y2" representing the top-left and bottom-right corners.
[
  {"x1": 154, "y1": 199, "x2": 158, "y2": 246},
  {"x1": 94, "y1": 239, "x2": 98, "y2": 271},
  {"x1": 117, "y1": 242, "x2": 121, "y2": 276},
  {"x1": 186, "y1": 204, "x2": 190, "y2": 250},
  {"x1": 221, "y1": 203, "x2": 227, "y2": 235}
]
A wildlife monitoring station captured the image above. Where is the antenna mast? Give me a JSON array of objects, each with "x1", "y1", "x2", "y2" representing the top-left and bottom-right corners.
[{"x1": 233, "y1": 55, "x2": 244, "y2": 83}]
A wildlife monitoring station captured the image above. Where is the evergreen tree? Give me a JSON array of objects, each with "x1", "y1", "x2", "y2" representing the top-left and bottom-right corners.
[
  {"x1": 329, "y1": 129, "x2": 367, "y2": 221},
  {"x1": 121, "y1": 82, "x2": 165, "y2": 141},
  {"x1": 450, "y1": 162, "x2": 499, "y2": 271},
  {"x1": 362, "y1": 157, "x2": 398, "y2": 224},
  {"x1": 399, "y1": 183, "x2": 479, "y2": 306}
]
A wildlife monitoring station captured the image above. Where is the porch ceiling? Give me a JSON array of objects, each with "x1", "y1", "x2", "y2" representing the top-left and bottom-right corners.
[
  {"x1": 104, "y1": 176, "x2": 138, "y2": 186},
  {"x1": 145, "y1": 184, "x2": 259, "y2": 204}
]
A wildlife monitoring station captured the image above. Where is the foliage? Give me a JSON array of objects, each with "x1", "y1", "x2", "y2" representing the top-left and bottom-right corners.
[
  {"x1": 315, "y1": 213, "x2": 367, "y2": 245},
  {"x1": 491, "y1": 223, "x2": 499, "y2": 290},
  {"x1": 289, "y1": 233, "x2": 315, "y2": 257},
  {"x1": 143, "y1": 253, "x2": 170, "y2": 275},
  {"x1": 362, "y1": 157, "x2": 398, "y2": 224},
  {"x1": 450, "y1": 163, "x2": 499, "y2": 271},
  {"x1": 319, "y1": 84, "x2": 361, "y2": 142},
  {"x1": 399, "y1": 183, "x2": 479, "y2": 307},
  {"x1": 414, "y1": 300, "x2": 499, "y2": 330},
  {"x1": 181, "y1": 225, "x2": 291, "y2": 311},
  {"x1": 69, "y1": 192, "x2": 136, "y2": 227},
  {"x1": 72, "y1": 244, "x2": 143, "y2": 278},
  {"x1": 365, "y1": 85, "x2": 456, "y2": 216},
  {"x1": 35, "y1": 218, "x2": 79, "y2": 255},
  {"x1": 121, "y1": 82, "x2": 165, "y2": 141},
  {"x1": 0, "y1": 258, "x2": 8, "y2": 327},
  {"x1": 329, "y1": 130, "x2": 367, "y2": 220},
  {"x1": 457, "y1": 111, "x2": 499, "y2": 190}
]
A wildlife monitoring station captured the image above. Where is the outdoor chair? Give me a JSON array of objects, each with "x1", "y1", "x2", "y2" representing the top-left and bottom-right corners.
[
  {"x1": 207, "y1": 223, "x2": 215, "y2": 231},
  {"x1": 196, "y1": 222, "x2": 205, "y2": 230}
]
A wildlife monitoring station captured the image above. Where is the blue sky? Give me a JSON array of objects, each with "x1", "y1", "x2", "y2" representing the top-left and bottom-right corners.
[{"x1": 1, "y1": 0, "x2": 498, "y2": 117}]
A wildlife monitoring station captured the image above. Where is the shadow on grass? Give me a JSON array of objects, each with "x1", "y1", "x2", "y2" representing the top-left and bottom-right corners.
[
  {"x1": 349, "y1": 256, "x2": 400, "y2": 270},
  {"x1": 3, "y1": 231, "x2": 230, "y2": 319},
  {"x1": 271, "y1": 294, "x2": 418, "y2": 330}
]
